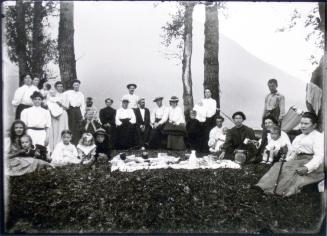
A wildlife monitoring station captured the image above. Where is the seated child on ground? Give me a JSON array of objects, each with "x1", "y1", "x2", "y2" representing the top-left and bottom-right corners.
[
  {"x1": 51, "y1": 130, "x2": 80, "y2": 165},
  {"x1": 261, "y1": 126, "x2": 291, "y2": 164},
  {"x1": 94, "y1": 128, "x2": 111, "y2": 161},
  {"x1": 209, "y1": 127, "x2": 228, "y2": 153},
  {"x1": 77, "y1": 133, "x2": 97, "y2": 165},
  {"x1": 13, "y1": 134, "x2": 49, "y2": 161}
]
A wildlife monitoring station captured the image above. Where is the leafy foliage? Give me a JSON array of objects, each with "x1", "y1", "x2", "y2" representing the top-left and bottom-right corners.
[
  {"x1": 4, "y1": 1, "x2": 58, "y2": 80},
  {"x1": 6, "y1": 151, "x2": 324, "y2": 233}
]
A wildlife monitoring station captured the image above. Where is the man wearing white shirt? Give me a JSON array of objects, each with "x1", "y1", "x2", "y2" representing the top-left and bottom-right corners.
[
  {"x1": 149, "y1": 97, "x2": 168, "y2": 149},
  {"x1": 134, "y1": 98, "x2": 151, "y2": 148},
  {"x1": 12, "y1": 75, "x2": 39, "y2": 119},
  {"x1": 64, "y1": 79, "x2": 86, "y2": 145},
  {"x1": 115, "y1": 99, "x2": 136, "y2": 149},
  {"x1": 122, "y1": 83, "x2": 139, "y2": 109},
  {"x1": 208, "y1": 116, "x2": 225, "y2": 152}
]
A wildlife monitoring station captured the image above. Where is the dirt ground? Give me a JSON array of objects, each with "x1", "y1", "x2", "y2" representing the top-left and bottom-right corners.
[{"x1": 5, "y1": 150, "x2": 325, "y2": 233}]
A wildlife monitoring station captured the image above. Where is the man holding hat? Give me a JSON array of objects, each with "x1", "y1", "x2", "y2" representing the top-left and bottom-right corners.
[
  {"x1": 149, "y1": 96, "x2": 168, "y2": 149},
  {"x1": 134, "y1": 98, "x2": 151, "y2": 148},
  {"x1": 115, "y1": 98, "x2": 136, "y2": 149},
  {"x1": 122, "y1": 83, "x2": 139, "y2": 109}
]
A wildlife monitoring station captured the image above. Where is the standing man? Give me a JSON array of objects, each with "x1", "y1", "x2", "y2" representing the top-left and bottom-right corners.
[
  {"x1": 12, "y1": 75, "x2": 39, "y2": 120},
  {"x1": 149, "y1": 97, "x2": 168, "y2": 149},
  {"x1": 122, "y1": 83, "x2": 139, "y2": 109},
  {"x1": 262, "y1": 78, "x2": 285, "y2": 125},
  {"x1": 64, "y1": 79, "x2": 85, "y2": 145},
  {"x1": 99, "y1": 98, "x2": 116, "y2": 147},
  {"x1": 134, "y1": 98, "x2": 151, "y2": 148}
]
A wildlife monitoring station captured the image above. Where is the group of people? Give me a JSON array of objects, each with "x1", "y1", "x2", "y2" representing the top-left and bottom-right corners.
[{"x1": 6, "y1": 75, "x2": 324, "y2": 197}]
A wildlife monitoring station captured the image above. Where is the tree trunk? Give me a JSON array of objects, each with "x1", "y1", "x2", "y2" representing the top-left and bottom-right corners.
[
  {"x1": 58, "y1": 1, "x2": 77, "y2": 90},
  {"x1": 15, "y1": 0, "x2": 29, "y2": 85},
  {"x1": 181, "y1": 2, "x2": 195, "y2": 118},
  {"x1": 31, "y1": 0, "x2": 44, "y2": 80},
  {"x1": 203, "y1": 2, "x2": 220, "y2": 112}
]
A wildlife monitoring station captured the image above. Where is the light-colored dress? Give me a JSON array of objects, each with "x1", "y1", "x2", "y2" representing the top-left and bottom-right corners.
[
  {"x1": 51, "y1": 142, "x2": 80, "y2": 165},
  {"x1": 21, "y1": 106, "x2": 51, "y2": 146},
  {"x1": 77, "y1": 144, "x2": 96, "y2": 164},
  {"x1": 47, "y1": 92, "x2": 69, "y2": 152}
]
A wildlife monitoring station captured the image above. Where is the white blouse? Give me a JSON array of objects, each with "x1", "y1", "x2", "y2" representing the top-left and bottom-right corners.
[
  {"x1": 193, "y1": 104, "x2": 207, "y2": 122},
  {"x1": 286, "y1": 130, "x2": 324, "y2": 173},
  {"x1": 21, "y1": 106, "x2": 51, "y2": 129},
  {"x1": 122, "y1": 94, "x2": 139, "y2": 109},
  {"x1": 202, "y1": 98, "x2": 217, "y2": 118},
  {"x1": 51, "y1": 142, "x2": 80, "y2": 165},
  {"x1": 64, "y1": 90, "x2": 86, "y2": 116},
  {"x1": 208, "y1": 126, "x2": 224, "y2": 147},
  {"x1": 159, "y1": 106, "x2": 185, "y2": 125},
  {"x1": 12, "y1": 85, "x2": 39, "y2": 106},
  {"x1": 150, "y1": 105, "x2": 168, "y2": 124},
  {"x1": 47, "y1": 94, "x2": 64, "y2": 117},
  {"x1": 115, "y1": 108, "x2": 136, "y2": 126},
  {"x1": 266, "y1": 131, "x2": 291, "y2": 152}
]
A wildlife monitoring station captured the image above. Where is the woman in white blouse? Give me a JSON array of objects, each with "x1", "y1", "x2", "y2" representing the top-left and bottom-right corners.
[
  {"x1": 256, "y1": 112, "x2": 324, "y2": 197},
  {"x1": 160, "y1": 96, "x2": 186, "y2": 150},
  {"x1": 115, "y1": 99, "x2": 136, "y2": 149},
  {"x1": 21, "y1": 91, "x2": 51, "y2": 147},
  {"x1": 64, "y1": 79, "x2": 85, "y2": 145},
  {"x1": 202, "y1": 89, "x2": 217, "y2": 152}
]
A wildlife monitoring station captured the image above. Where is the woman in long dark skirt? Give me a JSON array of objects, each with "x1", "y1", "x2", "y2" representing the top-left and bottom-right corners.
[
  {"x1": 64, "y1": 80, "x2": 85, "y2": 145},
  {"x1": 256, "y1": 112, "x2": 324, "y2": 197}
]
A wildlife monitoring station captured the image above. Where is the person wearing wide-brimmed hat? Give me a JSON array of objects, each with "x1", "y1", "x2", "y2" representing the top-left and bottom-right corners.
[
  {"x1": 122, "y1": 83, "x2": 139, "y2": 109},
  {"x1": 63, "y1": 79, "x2": 86, "y2": 145},
  {"x1": 218, "y1": 111, "x2": 257, "y2": 163},
  {"x1": 159, "y1": 96, "x2": 186, "y2": 150},
  {"x1": 12, "y1": 74, "x2": 39, "y2": 120},
  {"x1": 21, "y1": 91, "x2": 51, "y2": 147},
  {"x1": 149, "y1": 96, "x2": 168, "y2": 149},
  {"x1": 115, "y1": 98, "x2": 136, "y2": 149}
]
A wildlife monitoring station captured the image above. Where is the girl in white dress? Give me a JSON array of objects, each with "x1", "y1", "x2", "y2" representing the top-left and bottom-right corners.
[
  {"x1": 51, "y1": 130, "x2": 80, "y2": 166},
  {"x1": 21, "y1": 91, "x2": 51, "y2": 147},
  {"x1": 77, "y1": 133, "x2": 97, "y2": 165}
]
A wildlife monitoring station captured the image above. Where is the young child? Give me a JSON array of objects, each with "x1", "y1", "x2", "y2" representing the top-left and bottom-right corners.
[
  {"x1": 186, "y1": 110, "x2": 202, "y2": 152},
  {"x1": 13, "y1": 134, "x2": 49, "y2": 161},
  {"x1": 94, "y1": 128, "x2": 111, "y2": 161},
  {"x1": 209, "y1": 127, "x2": 228, "y2": 153},
  {"x1": 50, "y1": 130, "x2": 80, "y2": 165},
  {"x1": 77, "y1": 132, "x2": 97, "y2": 165},
  {"x1": 261, "y1": 126, "x2": 291, "y2": 164}
]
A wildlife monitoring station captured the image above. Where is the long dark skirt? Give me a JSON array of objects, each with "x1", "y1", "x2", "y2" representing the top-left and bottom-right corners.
[
  {"x1": 163, "y1": 123, "x2": 187, "y2": 150},
  {"x1": 67, "y1": 106, "x2": 83, "y2": 145},
  {"x1": 116, "y1": 122, "x2": 135, "y2": 150},
  {"x1": 256, "y1": 154, "x2": 324, "y2": 197},
  {"x1": 203, "y1": 116, "x2": 216, "y2": 153},
  {"x1": 135, "y1": 125, "x2": 152, "y2": 147},
  {"x1": 15, "y1": 104, "x2": 32, "y2": 120}
]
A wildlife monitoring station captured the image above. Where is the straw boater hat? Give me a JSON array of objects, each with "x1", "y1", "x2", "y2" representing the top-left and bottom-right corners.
[
  {"x1": 126, "y1": 83, "x2": 137, "y2": 89},
  {"x1": 169, "y1": 96, "x2": 179, "y2": 102},
  {"x1": 30, "y1": 91, "x2": 44, "y2": 100},
  {"x1": 153, "y1": 97, "x2": 164, "y2": 102}
]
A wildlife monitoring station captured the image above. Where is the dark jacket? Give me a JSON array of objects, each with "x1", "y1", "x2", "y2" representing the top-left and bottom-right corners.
[
  {"x1": 80, "y1": 119, "x2": 102, "y2": 136},
  {"x1": 133, "y1": 108, "x2": 151, "y2": 127},
  {"x1": 99, "y1": 106, "x2": 116, "y2": 127}
]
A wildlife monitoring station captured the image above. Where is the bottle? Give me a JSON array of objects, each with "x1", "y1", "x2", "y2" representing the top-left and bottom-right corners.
[{"x1": 189, "y1": 150, "x2": 197, "y2": 166}]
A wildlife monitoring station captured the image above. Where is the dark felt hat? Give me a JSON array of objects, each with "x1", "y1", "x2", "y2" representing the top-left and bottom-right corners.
[
  {"x1": 126, "y1": 83, "x2": 137, "y2": 89},
  {"x1": 169, "y1": 96, "x2": 179, "y2": 102},
  {"x1": 153, "y1": 97, "x2": 164, "y2": 102},
  {"x1": 94, "y1": 128, "x2": 108, "y2": 137},
  {"x1": 232, "y1": 111, "x2": 246, "y2": 120},
  {"x1": 30, "y1": 91, "x2": 44, "y2": 100}
]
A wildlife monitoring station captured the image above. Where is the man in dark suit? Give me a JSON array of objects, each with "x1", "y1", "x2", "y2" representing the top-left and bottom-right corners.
[
  {"x1": 99, "y1": 98, "x2": 116, "y2": 148},
  {"x1": 134, "y1": 98, "x2": 152, "y2": 148}
]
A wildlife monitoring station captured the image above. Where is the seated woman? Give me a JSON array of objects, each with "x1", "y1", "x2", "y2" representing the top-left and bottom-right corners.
[
  {"x1": 79, "y1": 110, "x2": 102, "y2": 136},
  {"x1": 219, "y1": 111, "x2": 257, "y2": 164},
  {"x1": 159, "y1": 96, "x2": 187, "y2": 150},
  {"x1": 5, "y1": 122, "x2": 52, "y2": 176},
  {"x1": 115, "y1": 99, "x2": 136, "y2": 149},
  {"x1": 256, "y1": 112, "x2": 324, "y2": 197}
]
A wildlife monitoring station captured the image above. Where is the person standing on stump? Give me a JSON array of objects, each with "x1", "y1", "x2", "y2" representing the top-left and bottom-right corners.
[
  {"x1": 149, "y1": 97, "x2": 168, "y2": 149},
  {"x1": 122, "y1": 83, "x2": 139, "y2": 109},
  {"x1": 134, "y1": 98, "x2": 151, "y2": 148},
  {"x1": 12, "y1": 75, "x2": 39, "y2": 120},
  {"x1": 262, "y1": 78, "x2": 285, "y2": 125},
  {"x1": 64, "y1": 80, "x2": 85, "y2": 145},
  {"x1": 115, "y1": 99, "x2": 136, "y2": 149},
  {"x1": 219, "y1": 111, "x2": 257, "y2": 164}
]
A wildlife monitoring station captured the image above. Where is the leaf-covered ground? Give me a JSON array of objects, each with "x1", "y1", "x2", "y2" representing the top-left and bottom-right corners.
[{"x1": 6, "y1": 150, "x2": 325, "y2": 233}]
